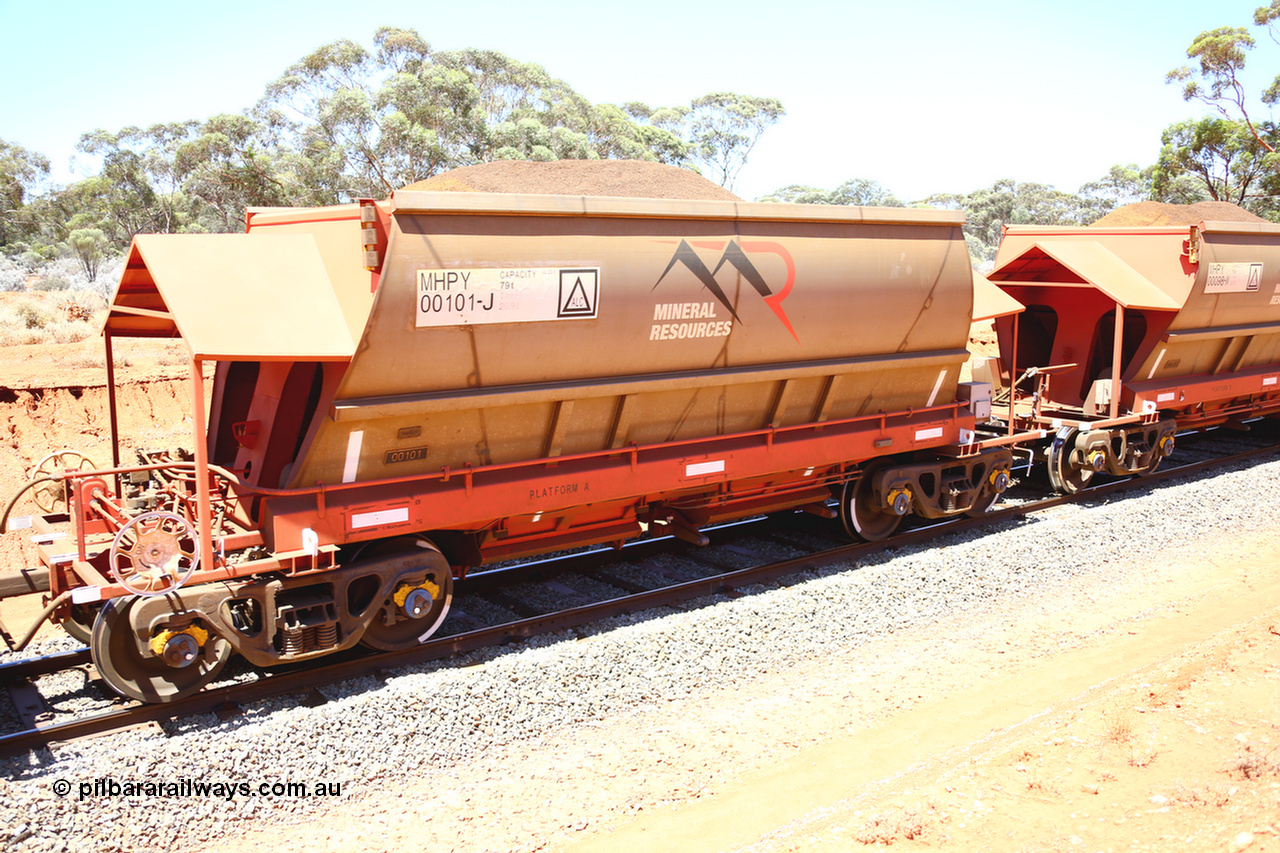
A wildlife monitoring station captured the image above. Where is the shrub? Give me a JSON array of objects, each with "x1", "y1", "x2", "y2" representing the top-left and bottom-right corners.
[
  {"x1": 0, "y1": 257, "x2": 28, "y2": 292},
  {"x1": 14, "y1": 301, "x2": 50, "y2": 330},
  {"x1": 31, "y1": 276, "x2": 71, "y2": 292},
  {"x1": 49, "y1": 320, "x2": 95, "y2": 344}
]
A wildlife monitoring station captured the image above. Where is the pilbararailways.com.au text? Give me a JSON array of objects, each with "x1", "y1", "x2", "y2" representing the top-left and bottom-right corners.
[{"x1": 54, "y1": 777, "x2": 343, "y2": 801}]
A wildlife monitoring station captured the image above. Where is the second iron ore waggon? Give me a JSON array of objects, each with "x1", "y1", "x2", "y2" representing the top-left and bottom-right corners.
[
  {"x1": 10, "y1": 191, "x2": 1015, "y2": 702},
  {"x1": 981, "y1": 219, "x2": 1280, "y2": 492}
]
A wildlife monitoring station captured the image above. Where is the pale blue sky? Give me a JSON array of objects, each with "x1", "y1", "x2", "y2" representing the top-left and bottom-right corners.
[{"x1": 0, "y1": 0, "x2": 1272, "y2": 201}]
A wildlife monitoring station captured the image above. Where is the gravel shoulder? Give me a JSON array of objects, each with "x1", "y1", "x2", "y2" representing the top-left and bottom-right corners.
[{"x1": 3, "y1": 457, "x2": 1280, "y2": 853}]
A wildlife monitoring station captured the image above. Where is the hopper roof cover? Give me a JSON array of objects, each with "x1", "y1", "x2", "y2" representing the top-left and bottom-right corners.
[
  {"x1": 103, "y1": 234, "x2": 356, "y2": 360},
  {"x1": 971, "y1": 271, "x2": 1025, "y2": 321},
  {"x1": 990, "y1": 240, "x2": 1182, "y2": 311}
]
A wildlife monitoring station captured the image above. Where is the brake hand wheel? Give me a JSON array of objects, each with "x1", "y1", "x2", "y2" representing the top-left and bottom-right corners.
[
  {"x1": 29, "y1": 449, "x2": 96, "y2": 514},
  {"x1": 109, "y1": 511, "x2": 200, "y2": 596}
]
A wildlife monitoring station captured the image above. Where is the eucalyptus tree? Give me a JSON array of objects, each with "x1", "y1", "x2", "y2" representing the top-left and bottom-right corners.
[
  {"x1": 174, "y1": 114, "x2": 290, "y2": 231},
  {"x1": 1167, "y1": 20, "x2": 1276, "y2": 152},
  {"x1": 1077, "y1": 164, "x2": 1155, "y2": 208},
  {"x1": 758, "y1": 178, "x2": 903, "y2": 206},
  {"x1": 76, "y1": 123, "x2": 197, "y2": 238},
  {"x1": 0, "y1": 138, "x2": 51, "y2": 248},
  {"x1": 1161, "y1": 4, "x2": 1280, "y2": 216},
  {"x1": 925, "y1": 180, "x2": 1099, "y2": 267},
  {"x1": 65, "y1": 228, "x2": 108, "y2": 282},
  {"x1": 684, "y1": 93, "x2": 784, "y2": 190},
  {"x1": 257, "y1": 27, "x2": 699, "y2": 199},
  {"x1": 1151, "y1": 117, "x2": 1276, "y2": 208}
]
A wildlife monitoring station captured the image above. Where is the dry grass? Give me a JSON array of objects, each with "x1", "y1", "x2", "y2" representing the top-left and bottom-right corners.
[
  {"x1": 1232, "y1": 742, "x2": 1280, "y2": 780},
  {"x1": 1128, "y1": 732, "x2": 1160, "y2": 767},
  {"x1": 852, "y1": 802, "x2": 938, "y2": 845},
  {"x1": 1144, "y1": 647, "x2": 1229, "y2": 708},
  {"x1": 1102, "y1": 707, "x2": 1135, "y2": 745},
  {"x1": 1168, "y1": 780, "x2": 1233, "y2": 807},
  {"x1": 0, "y1": 295, "x2": 105, "y2": 347}
]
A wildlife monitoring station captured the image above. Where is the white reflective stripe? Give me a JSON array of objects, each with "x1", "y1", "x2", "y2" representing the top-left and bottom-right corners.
[
  {"x1": 914, "y1": 427, "x2": 944, "y2": 441},
  {"x1": 342, "y1": 430, "x2": 364, "y2": 484},
  {"x1": 1147, "y1": 347, "x2": 1166, "y2": 380},
  {"x1": 301, "y1": 528, "x2": 319, "y2": 557},
  {"x1": 1265, "y1": 376, "x2": 1278, "y2": 387},
  {"x1": 926, "y1": 368, "x2": 947, "y2": 407},
  {"x1": 685, "y1": 460, "x2": 725, "y2": 477},
  {"x1": 1157, "y1": 392, "x2": 1176, "y2": 403},
  {"x1": 351, "y1": 507, "x2": 409, "y2": 529},
  {"x1": 72, "y1": 586, "x2": 104, "y2": 604}
]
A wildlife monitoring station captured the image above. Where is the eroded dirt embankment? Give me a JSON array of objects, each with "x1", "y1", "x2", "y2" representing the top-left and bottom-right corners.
[
  {"x1": 0, "y1": 338, "x2": 201, "y2": 574},
  {"x1": 0, "y1": 381, "x2": 195, "y2": 489}
]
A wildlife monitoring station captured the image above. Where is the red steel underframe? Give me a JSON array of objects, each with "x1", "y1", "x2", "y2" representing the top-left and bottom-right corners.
[
  {"x1": 51, "y1": 399, "x2": 982, "y2": 605},
  {"x1": 993, "y1": 365, "x2": 1280, "y2": 434},
  {"x1": 1126, "y1": 364, "x2": 1280, "y2": 427}
]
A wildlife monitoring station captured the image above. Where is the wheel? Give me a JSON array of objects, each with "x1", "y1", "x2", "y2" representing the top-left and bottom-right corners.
[
  {"x1": 91, "y1": 596, "x2": 231, "y2": 702},
  {"x1": 109, "y1": 512, "x2": 199, "y2": 596},
  {"x1": 359, "y1": 538, "x2": 454, "y2": 651},
  {"x1": 30, "y1": 449, "x2": 96, "y2": 514},
  {"x1": 61, "y1": 602, "x2": 103, "y2": 644},
  {"x1": 839, "y1": 468, "x2": 903, "y2": 542},
  {"x1": 1046, "y1": 427, "x2": 1094, "y2": 495}
]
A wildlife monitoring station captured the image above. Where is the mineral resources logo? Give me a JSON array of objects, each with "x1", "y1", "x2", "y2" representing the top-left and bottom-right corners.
[{"x1": 651, "y1": 239, "x2": 799, "y2": 343}]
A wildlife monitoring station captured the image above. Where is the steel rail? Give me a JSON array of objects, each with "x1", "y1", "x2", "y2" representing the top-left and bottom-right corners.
[{"x1": 2, "y1": 434, "x2": 1276, "y2": 758}]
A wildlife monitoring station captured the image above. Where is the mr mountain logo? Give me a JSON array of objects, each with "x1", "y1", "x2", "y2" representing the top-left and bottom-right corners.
[{"x1": 650, "y1": 239, "x2": 799, "y2": 344}]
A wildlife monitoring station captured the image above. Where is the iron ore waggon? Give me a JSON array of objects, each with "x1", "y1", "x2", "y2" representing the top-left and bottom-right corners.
[
  {"x1": 2, "y1": 192, "x2": 1017, "y2": 702},
  {"x1": 979, "y1": 220, "x2": 1280, "y2": 492}
]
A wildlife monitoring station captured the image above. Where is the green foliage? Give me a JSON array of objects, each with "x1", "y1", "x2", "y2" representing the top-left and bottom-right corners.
[
  {"x1": 3, "y1": 27, "x2": 780, "y2": 266},
  {"x1": 14, "y1": 300, "x2": 49, "y2": 329},
  {"x1": 1159, "y1": 8, "x2": 1280, "y2": 216},
  {"x1": 174, "y1": 114, "x2": 290, "y2": 231},
  {"x1": 1077, "y1": 164, "x2": 1155, "y2": 207},
  {"x1": 75, "y1": 124, "x2": 191, "y2": 238},
  {"x1": 684, "y1": 93, "x2": 784, "y2": 190},
  {"x1": 64, "y1": 228, "x2": 108, "y2": 282},
  {"x1": 759, "y1": 178, "x2": 903, "y2": 206},
  {"x1": 1167, "y1": 26, "x2": 1258, "y2": 121},
  {"x1": 255, "y1": 28, "x2": 708, "y2": 199},
  {"x1": 763, "y1": 172, "x2": 1146, "y2": 269},
  {"x1": 0, "y1": 139, "x2": 51, "y2": 246},
  {"x1": 30, "y1": 275, "x2": 70, "y2": 292},
  {"x1": 925, "y1": 180, "x2": 1111, "y2": 268},
  {"x1": 1152, "y1": 117, "x2": 1278, "y2": 208}
]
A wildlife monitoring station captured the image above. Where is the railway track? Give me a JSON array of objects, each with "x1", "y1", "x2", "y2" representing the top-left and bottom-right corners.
[{"x1": 2, "y1": 424, "x2": 1277, "y2": 758}]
